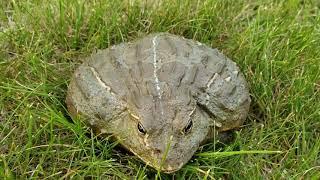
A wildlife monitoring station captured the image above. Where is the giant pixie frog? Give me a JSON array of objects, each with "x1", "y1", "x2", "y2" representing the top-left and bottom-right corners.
[{"x1": 66, "y1": 33, "x2": 251, "y2": 173}]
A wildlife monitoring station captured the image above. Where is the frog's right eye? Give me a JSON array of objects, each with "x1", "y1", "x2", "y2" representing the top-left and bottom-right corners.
[
  {"x1": 137, "y1": 122, "x2": 147, "y2": 135},
  {"x1": 183, "y1": 119, "x2": 193, "y2": 134}
]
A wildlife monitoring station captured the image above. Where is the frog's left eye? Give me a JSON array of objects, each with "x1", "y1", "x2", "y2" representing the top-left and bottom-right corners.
[
  {"x1": 183, "y1": 120, "x2": 193, "y2": 134},
  {"x1": 137, "y1": 122, "x2": 147, "y2": 135}
]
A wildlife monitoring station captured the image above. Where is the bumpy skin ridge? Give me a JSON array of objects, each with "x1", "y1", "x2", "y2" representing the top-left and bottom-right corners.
[{"x1": 66, "y1": 33, "x2": 251, "y2": 173}]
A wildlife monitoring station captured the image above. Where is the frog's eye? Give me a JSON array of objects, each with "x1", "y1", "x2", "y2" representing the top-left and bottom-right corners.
[
  {"x1": 183, "y1": 120, "x2": 193, "y2": 134},
  {"x1": 137, "y1": 122, "x2": 146, "y2": 135}
]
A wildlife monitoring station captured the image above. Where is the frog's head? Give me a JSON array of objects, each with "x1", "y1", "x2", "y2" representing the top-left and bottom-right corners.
[{"x1": 109, "y1": 87, "x2": 213, "y2": 173}]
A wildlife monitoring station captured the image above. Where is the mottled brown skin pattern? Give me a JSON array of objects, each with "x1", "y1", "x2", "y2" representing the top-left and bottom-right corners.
[{"x1": 66, "y1": 33, "x2": 251, "y2": 173}]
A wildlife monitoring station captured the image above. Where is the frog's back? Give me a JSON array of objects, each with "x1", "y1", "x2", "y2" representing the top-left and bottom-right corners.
[{"x1": 68, "y1": 33, "x2": 250, "y2": 130}]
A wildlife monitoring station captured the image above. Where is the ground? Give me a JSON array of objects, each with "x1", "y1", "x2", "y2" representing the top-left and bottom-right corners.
[{"x1": 0, "y1": 0, "x2": 319, "y2": 179}]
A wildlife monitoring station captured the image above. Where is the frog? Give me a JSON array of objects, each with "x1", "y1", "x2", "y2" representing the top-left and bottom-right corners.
[{"x1": 66, "y1": 33, "x2": 251, "y2": 173}]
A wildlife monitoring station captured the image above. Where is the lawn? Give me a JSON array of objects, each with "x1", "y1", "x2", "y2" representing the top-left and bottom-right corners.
[{"x1": 0, "y1": 0, "x2": 319, "y2": 179}]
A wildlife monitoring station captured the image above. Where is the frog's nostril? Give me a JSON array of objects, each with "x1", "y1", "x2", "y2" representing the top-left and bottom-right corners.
[{"x1": 153, "y1": 148, "x2": 161, "y2": 154}]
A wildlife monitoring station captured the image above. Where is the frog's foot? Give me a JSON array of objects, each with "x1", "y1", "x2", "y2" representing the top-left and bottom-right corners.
[{"x1": 216, "y1": 130, "x2": 235, "y2": 145}]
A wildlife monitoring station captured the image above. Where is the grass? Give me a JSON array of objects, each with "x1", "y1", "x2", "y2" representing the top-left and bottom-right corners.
[{"x1": 0, "y1": 0, "x2": 319, "y2": 179}]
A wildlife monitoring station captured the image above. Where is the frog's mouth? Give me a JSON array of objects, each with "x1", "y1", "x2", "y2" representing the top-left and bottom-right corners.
[
  {"x1": 155, "y1": 161, "x2": 185, "y2": 173},
  {"x1": 125, "y1": 144, "x2": 195, "y2": 173},
  {"x1": 139, "y1": 153, "x2": 188, "y2": 173}
]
